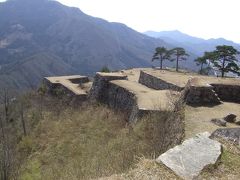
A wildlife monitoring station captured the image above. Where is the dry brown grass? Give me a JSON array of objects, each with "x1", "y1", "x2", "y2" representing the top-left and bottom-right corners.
[
  {"x1": 16, "y1": 95, "x2": 178, "y2": 180},
  {"x1": 198, "y1": 139, "x2": 240, "y2": 180},
  {"x1": 101, "y1": 138, "x2": 240, "y2": 180},
  {"x1": 8, "y1": 90, "x2": 240, "y2": 180},
  {"x1": 99, "y1": 157, "x2": 180, "y2": 180}
]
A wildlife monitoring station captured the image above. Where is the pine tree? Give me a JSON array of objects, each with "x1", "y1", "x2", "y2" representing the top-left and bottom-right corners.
[{"x1": 152, "y1": 47, "x2": 170, "y2": 69}]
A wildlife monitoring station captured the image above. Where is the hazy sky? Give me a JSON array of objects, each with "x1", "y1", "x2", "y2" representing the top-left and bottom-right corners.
[
  {"x1": 1, "y1": 0, "x2": 239, "y2": 43},
  {"x1": 56, "y1": 0, "x2": 240, "y2": 43}
]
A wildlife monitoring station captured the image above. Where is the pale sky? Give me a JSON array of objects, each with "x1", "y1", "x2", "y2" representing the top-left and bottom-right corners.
[
  {"x1": 56, "y1": 0, "x2": 240, "y2": 43},
  {"x1": 1, "y1": 0, "x2": 240, "y2": 43}
]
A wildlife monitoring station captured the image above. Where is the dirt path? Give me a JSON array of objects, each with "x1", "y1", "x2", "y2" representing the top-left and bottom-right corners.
[{"x1": 185, "y1": 102, "x2": 240, "y2": 138}]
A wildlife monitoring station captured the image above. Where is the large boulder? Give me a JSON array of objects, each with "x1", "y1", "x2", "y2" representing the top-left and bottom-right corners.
[
  {"x1": 156, "y1": 132, "x2": 222, "y2": 180},
  {"x1": 211, "y1": 128, "x2": 240, "y2": 145}
]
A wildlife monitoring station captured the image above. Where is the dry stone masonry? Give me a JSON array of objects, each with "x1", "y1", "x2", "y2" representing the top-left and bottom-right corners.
[
  {"x1": 212, "y1": 84, "x2": 240, "y2": 103},
  {"x1": 42, "y1": 68, "x2": 240, "y2": 179},
  {"x1": 87, "y1": 71, "x2": 185, "y2": 152},
  {"x1": 89, "y1": 72, "x2": 180, "y2": 122},
  {"x1": 89, "y1": 72, "x2": 127, "y2": 102},
  {"x1": 43, "y1": 75, "x2": 92, "y2": 101},
  {"x1": 139, "y1": 70, "x2": 183, "y2": 91},
  {"x1": 43, "y1": 68, "x2": 240, "y2": 120},
  {"x1": 138, "y1": 69, "x2": 240, "y2": 104},
  {"x1": 182, "y1": 78, "x2": 221, "y2": 105}
]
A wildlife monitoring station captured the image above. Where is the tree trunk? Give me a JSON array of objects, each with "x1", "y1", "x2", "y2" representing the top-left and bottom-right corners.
[
  {"x1": 176, "y1": 56, "x2": 179, "y2": 72},
  {"x1": 160, "y1": 59, "x2": 163, "y2": 69},
  {"x1": 221, "y1": 58, "x2": 225, "y2": 78},
  {"x1": 200, "y1": 63, "x2": 203, "y2": 74}
]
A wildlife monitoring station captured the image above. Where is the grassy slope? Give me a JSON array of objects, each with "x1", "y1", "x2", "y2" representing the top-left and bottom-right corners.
[
  {"x1": 16, "y1": 94, "x2": 176, "y2": 180},
  {"x1": 5, "y1": 92, "x2": 240, "y2": 180},
  {"x1": 102, "y1": 139, "x2": 240, "y2": 180}
]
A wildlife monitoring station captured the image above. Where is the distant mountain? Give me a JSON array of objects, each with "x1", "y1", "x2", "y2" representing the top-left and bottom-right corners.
[
  {"x1": 1, "y1": 0, "x2": 187, "y2": 90},
  {"x1": 144, "y1": 30, "x2": 240, "y2": 56},
  {"x1": 145, "y1": 30, "x2": 205, "y2": 44}
]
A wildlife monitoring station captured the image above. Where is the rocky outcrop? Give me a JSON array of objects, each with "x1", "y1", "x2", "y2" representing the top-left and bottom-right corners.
[
  {"x1": 211, "y1": 84, "x2": 240, "y2": 103},
  {"x1": 156, "y1": 132, "x2": 222, "y2": 180},
  {"x1": 139, "y1": 70, "x2": 183, "y2": 91},
  {"x1": 211, "y1": 128, "x2": 240, "y2": 145}
]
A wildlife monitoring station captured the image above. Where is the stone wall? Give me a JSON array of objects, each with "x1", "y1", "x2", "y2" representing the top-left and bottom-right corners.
[
  {"x1": 183, "y1": 86, "x2": 221, "y2": 105},
  {"x1": 156, "y1": 110, "x2": 185, "y2": 153},
  {"x1": 139, "y1": 70, "x2": 183, "y2": 91},
  {"x1": 107, "y1": 82, "x2": 137, "y2": 120},
  {"x1": 181, "y1": 78, "x2": 221, "y2": 105},
  {"x1": 42, "y1": 71, "x2": 184, "y2": 153},
  {"x1": 211, "y1": 84, "x2": 240, "y2": 103},
  {"x1": 43, "y1": 78, "x2": 87, "y2": 101},
  {"x1": 88, "y1": 72, "x2": 127, "y2": 102},
  {"x1": 89, "y1": 72, "x2": 185, "y2": 152},
  {"x1": 108, "y1": 82, "x2": 185, "y2": 152},
  {"x1": 134, "y1": 102, "x2": 185, "y2": 153}
]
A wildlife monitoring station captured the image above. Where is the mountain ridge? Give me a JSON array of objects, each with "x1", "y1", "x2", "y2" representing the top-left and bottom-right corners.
[
  {"x1": 0, "y1": 0, "x2": 166, "y2": 90},
  {"x1": 144, "y1": 30, "x2": 240, "y2": 56},
  {"x1": 0, "y1": 0, "x2": 198, "y2": 91}
]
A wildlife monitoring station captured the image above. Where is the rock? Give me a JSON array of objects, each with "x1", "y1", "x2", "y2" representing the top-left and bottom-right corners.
[
  {"x1": 210, "y1": 128, "x2": 240, "y2": 145},
  {"x1": 211, "y1": 118, "x2": 227, "y2": 127},
  {"x1": 223, "y1": 113, "x2": 237, "y2": 123},
  {"x1": 156, "y1": 132, "x2": 222, "y2": 180}
]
